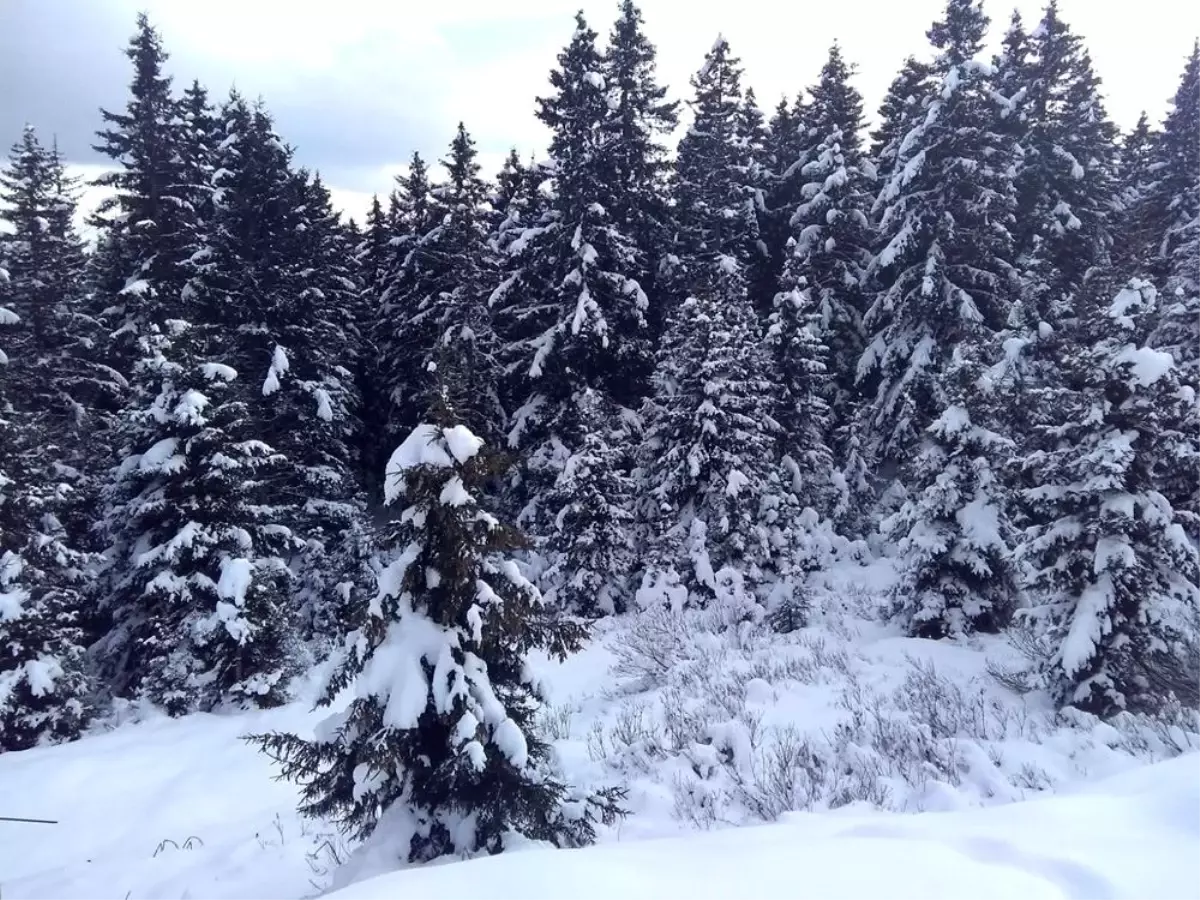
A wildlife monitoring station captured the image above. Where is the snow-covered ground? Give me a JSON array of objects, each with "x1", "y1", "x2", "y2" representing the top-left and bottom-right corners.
[{"x1": 2, "y1": 558, "x2": 1197, "y2": 900}]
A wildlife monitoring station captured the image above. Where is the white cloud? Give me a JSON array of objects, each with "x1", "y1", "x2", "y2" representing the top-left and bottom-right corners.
[{"x1": 37, "y1": 0, "x2": 1200, "y2": 224}]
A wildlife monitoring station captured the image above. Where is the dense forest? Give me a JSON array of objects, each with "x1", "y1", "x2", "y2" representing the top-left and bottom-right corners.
[{"x1": 1, "y1": 0, "x2": 1197, "y2": 867}]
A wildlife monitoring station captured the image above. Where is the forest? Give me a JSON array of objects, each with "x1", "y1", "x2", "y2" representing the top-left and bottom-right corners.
[{"x1": 1, "y1": 0, "x2": 1197, "y2": 877}]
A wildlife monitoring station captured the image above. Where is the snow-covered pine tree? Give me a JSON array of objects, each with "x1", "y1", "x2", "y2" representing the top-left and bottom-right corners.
[
  {"x1": 251, "y1": 387, "x2": 622, "y2": 863},
  {"x1": 94, "y1": 319, "x2": 298, "y2": 713},
  {"x1": 0, "y1": 270, "x2": 92, "y2": 752},
  {"x1": 775, "y1": 43, "x2": 874, "y2": 525},
  {"x1": 207, "y1": 104, "x2": 370, "y2": 648},
  {"x1": 373, "y1": 152, "x2": 439, "y2": 457},
  {"x1": 0, "y1": 126, "x2": 103, "y2": 479},
  {"x1": 860, "y1": 0, "x2": 1018, "y2": 479},
  {"x1": 179, "y1": 79, "x2": 219, "y2": 240},
  {"x1": 377, "y1": 124, "x2": 503, "y2": 446},
  {"x1": 638, "y1": 260, "x2": 788, "y2": 606},
  {"x1": 670, "y1": 35, "x2": 763, "y2": 299},
  {"x1": 539, "y1": 387, "x2": 638, "y2": 616},
  {"x1": 89, "y1": 14, "x2": 197, "y2": 374},
  {"x1": 1020, "y1": 279, "x2": 1199, "y2": 715},
  {"x1": 885, "y1": 343, "x2": 1021, "y2": 638},
  {"x1": 1145, "y1": 42, "x2": 1199, "y2": 381},
  {"x1": 637, "y1": 34, "x2": 792, "y2": 606},
  {"x1": 358, "y1": 194, "x2": 392, "y2": 301},
  {"x1": 601, "y1": 0, "x2": 678, "y2": 333},
  {"x1": 1011, "y1": 1, "x2": 1119, "y2": 321},
  {"x1": 490, "y1": 14, "x2": 651, "y2": 584},
  {"x1": 1110, "y1": 113, "x2": 1160, "y2": 282},
  {"x1": 1132, "y1": 39, "x2": 1200, "y2": 282},
  {"x1": 991, "y1": 9, "x2": 1031, "y2": 132},
  {"x1": 869, "y1": 57, "x2": 933, "y2": 195},
  {"x1": 760, "y1": 94, "x2": 807, "y2": 303},
  {"x1": 735, "y1": 86, "x2": 776, "y2": 316}
]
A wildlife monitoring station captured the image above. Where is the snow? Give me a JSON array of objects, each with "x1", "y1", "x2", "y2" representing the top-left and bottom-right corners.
[
  {"x1": 217, "y1": 557, "x2": 253, "y2": 607},
  {"x1": 385, "y1": 423, "x2": 482, "y2": 502},
  {"x1": 439, "y1": 475, "x2": 472, "y2": 507},
  {"x1": 120, "y1": 278, "x2": 150, "y2": 297},
  {"x1": 1, "y1": 560, "x2": 1197, "y2": 900},
  {"x1": 1113, "y1": 345, "x2": 1175, "y2": 387},
  {"x1": 201, "y1": 362, "x2": 238, "y2": 382},
  {"x1": 262, "y1": 345, "x2": 290, "y2": 397},
  {"x1": 443, "y1": 425, "x2": 484, "y2": 464},
  {"x1": 137, "y1": 437, "x2": 183, "y2": 474},
  {"x1": 313, "y1": 387, "x2": 334, "y2": 422},
  {"x1": 584, "y1": 71, "x2": 606, "y2": 90}
]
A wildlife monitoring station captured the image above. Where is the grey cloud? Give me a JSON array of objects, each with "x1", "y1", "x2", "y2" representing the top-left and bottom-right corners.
[{"x1": 0, "y1": 0, "x2": 491, "y2": 195}]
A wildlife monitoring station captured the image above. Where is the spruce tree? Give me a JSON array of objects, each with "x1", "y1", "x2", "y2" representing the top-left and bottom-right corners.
[
  {"x1": 869, "y1": 57, "x2": 933, "y2": 192},
  {"x1": 1012, "y1": 1, "x2": 1119, "y2": 321},
  {"x1": 0, "y1": 272, "x2": 92, "y2": 751},
  {"x1": 264, "y1": 161, "x2": 370, "y2": 646},
  {"x1": 1132, "y1": 40, "x2": 1200, "y2": 282},
  {"x1": 671, "y1": 36, "x2": 762, "y2": 295},
  {"x1": 601, "y1": 0, "x2": 678, "y2": 330},
  {"x1": 89, "y1": 14, "x2": 195, "y2": 369},
  {"x1": 539, "y1": 388, "x2": 638, "y2": 615},
  {"x1": 374, "y1": 152, "x2": 438, "y2": 454},
  {"x1": 774, "y1": 44, "x2": 873, "y2": 523},
  {"x1": 490, "y1": 13, "x2": 652, "y2": 601},
  {"x1": 638, "y1": 264, "x2": 789, "y2": 604},
  {"x1": 861, "y1": 0, "x2": 1018, "y2": 473},
  {"x1": 0, "y1": 126, "x2": 102, "y2": 464},
  {"x1": 640, "y1": 38, "x2": 790, "y2": 602},
  {"x1": 885, "y1": 344, "x2": 1020, "y2": 637},
  {"x1": 376, "y1": 124, "x2": 503, "y2": 446},
  {"x1": 1021, "y1": 280, "x2": 1199, "y2": 715},
  {"x1": 1111, "y1": 113, "x2": 1160, "y2": 281},
  {"x1": 251, "y1": 388, "x2": 622, "y2": 862},
  {"x1": 100, "y1": 330, "x2": 299, "y2": 712}
]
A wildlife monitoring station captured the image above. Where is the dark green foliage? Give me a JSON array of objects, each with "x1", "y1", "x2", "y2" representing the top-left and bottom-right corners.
[{"x1": 250, "y1": 391, "x2": 623, "y2": 862}]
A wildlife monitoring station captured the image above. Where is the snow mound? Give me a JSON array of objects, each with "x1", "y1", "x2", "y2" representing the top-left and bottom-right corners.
[{"x1": 328, "y1": 754, "x2": 1199, "y2": 900}]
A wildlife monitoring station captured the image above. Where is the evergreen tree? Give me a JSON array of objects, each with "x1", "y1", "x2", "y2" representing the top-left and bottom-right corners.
[
  {"x1": 539, "y1": 388, "x2": 638, "y2": 615},
  {"x1": 1146, "y1": 43, "x2": 1199, "y2": 380},
  {"x1": 268, "y1": 166, "x2": 371, "y2": 645},
  {"x1": 0, "y1": 273, "x2": 92, "y2": 751},
  {"x1": 491, "y1": 13, "x2": 651, "y2": 565},
  {"x1": 0, "y1": 126, "x2": 104, "y2": 460},
  {"x1": 671, "y1": 36, "x2": 761, "y2": 294},
  {"x1": 760, "y1": 94, "x2": 807, "y2": 304},
  {"x1": 601, "y1": 0, "x2": 678, "y2": 330},
  {"x1": 1111, "y1": 113, "x2": 1160, "y2": 281},
  {"x1": 860, "y1": 0, "x2": 1018, "y2": 475},
  {"x1": 637, "y1": 34, "x2": 795, "y2": 602},
  {"x1": 1012, "y1": 1, "x2": 1119, "y2": 320},
  {"x1": 1021, "y1": 280, "x2": 1199, "y2": 715},
  {"x1": 94, "y1": 317, "x2": 298, "y2": 712},
  {"x1": 374, "y1": 152, "x2": 438, "y2": 454},
  {"x1": 89, "y1": 14, "x2": 195, "y2": 370},
  {"x1": 774, "y1": 44, "x2": 873, "y2": 522},
  {"x1": 869, "y1": 57, "x2": 933, "y2": 192},
  {"x1": 179, "y1": 80, "x2": 219, "y2": 238},
  {"x1": 637, "y1": 269, "x2": 789, "y2": 604},
  {"x1": 1132, "y1": 39, "x2": 1200, "y2": 282},
  {"x1": 251, "y1": 390, "x2": 622, "y2": 862},
  {"x1": 377, "y1": 125, "x2": 503, "y2": 446},
  {"x1": 885, "y1": 345, "x2": 1020, "y2": 637}
]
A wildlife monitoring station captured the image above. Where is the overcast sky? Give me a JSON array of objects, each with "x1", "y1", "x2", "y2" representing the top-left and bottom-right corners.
[{"x1": 2, "y1": 0, "x2": 1197, "y2": 222}]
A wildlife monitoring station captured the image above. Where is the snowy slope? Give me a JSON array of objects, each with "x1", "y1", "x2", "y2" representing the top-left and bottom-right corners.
[
  {"x1": 327, "y1": 756, "x2": 1200, "y2": 900},
  {"x1": 1, "y1": 558, "x2": 1196, "y2": 900}
]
